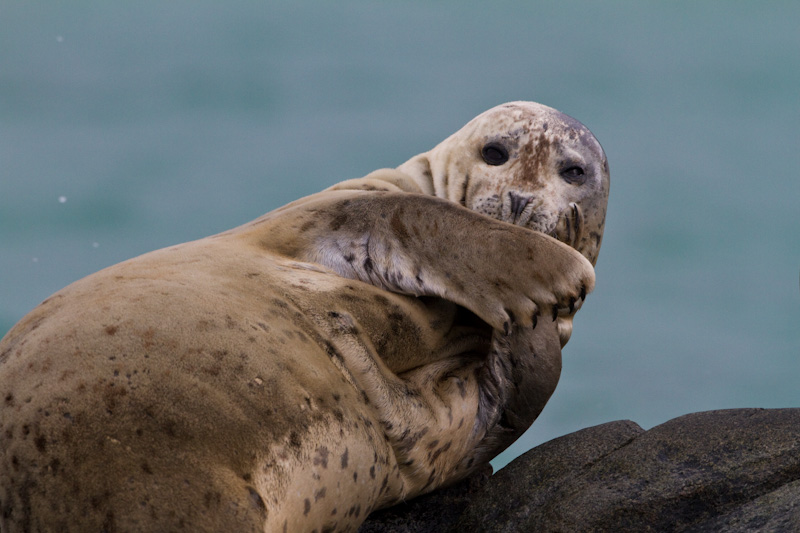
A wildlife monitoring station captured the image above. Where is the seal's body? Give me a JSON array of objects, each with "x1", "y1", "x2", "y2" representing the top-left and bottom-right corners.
[{"x1": 0, "y1": 102, "x2": 609, "y2": 532}]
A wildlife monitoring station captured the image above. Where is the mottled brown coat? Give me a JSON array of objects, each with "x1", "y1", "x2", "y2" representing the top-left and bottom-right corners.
[{"x1": 0, "y1": 102, "x2": 608, "y2": 532}]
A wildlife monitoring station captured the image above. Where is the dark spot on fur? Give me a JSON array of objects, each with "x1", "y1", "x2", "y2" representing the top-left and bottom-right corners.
[
  {"x1": 344, "y1": 253, "x2": 355, "y2": 263},
  {"x1": 245, "y1": 272, "x2": 261, "y2": 278},
  {"x1": 289, "y1": 431, "x2": 302, "y2": 448},
  {"x1": 247, "y1": 487, "x2": 267, "y2": 515},
  {"x1": 34, "y1": 435, "x2": 47, "y2": 453},
  {"x1": 323, "y1": 341, "x2": 344, "y2": 363},
  {"x1": 203, "y1": 365, "x2": 221, "y2": 377},
  {"x1": 204, "y1": 491, "x2": 222, "y2": 509},
  {"x1": 430, "y1": 441, "x2": 452, "y2": 463},
  {"x1": 390, "y1": 211, "x2": 410, "y2": 245},
  {"x1": 141, "y1": 462, "x2": 153, "y2": 474},
  {"x1": 304, "y1": 498, "x2": 311, "y2": 516},
  {"x1": 300, "y1": 219, "x2": 317, "y2": 232},
  {"x1": 314, "y1": 487, "x2": 326, "y2": 501},
  {"x1": 271, "y1": 298, "x2": 289, "y2": 309},
  {"x1": 329, "y1": 213, "x2": 349, "y2": 231},
  {"x1": 520, "y1": 132, "x2": 553, "y2": 185},
  {"x1": 314, "y1": 446, "x2": 329, "y2": 468},
  {"x1": 341, "y1": 448, "x2": 349, "y2": 469},
  {"x1": 196, "y1": 319, "x2": 217, "y2": 333},
  {"x1": 104, "y1": 325, "x2": 118, "y2": 336},
  {"x1": 353, "y1": 472, "x2": 358, "y2": 482},
  {"x1": 338, "y1": 293, "x2": 362, "y2": 305},
  {"x1": 369, "y1": 465, "x2": 376, "y2": 479},
  {"x1": 4, "y1": 393, "x2": 13, "y2": 406}
]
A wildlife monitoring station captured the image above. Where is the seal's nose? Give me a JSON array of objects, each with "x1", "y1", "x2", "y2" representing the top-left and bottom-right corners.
[{"x1": 508, "y1": 192, "x2": 532, "y2": 219}]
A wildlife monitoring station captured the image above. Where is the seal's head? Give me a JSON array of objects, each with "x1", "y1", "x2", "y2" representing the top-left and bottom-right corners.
[{"x1": 399, "y1": 101, "x2": 610, "y2": 266}]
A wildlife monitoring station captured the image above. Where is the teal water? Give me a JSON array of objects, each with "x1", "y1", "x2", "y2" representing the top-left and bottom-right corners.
[{"x1": 2, "y1": 1, "x2": 798, "y2": 469}]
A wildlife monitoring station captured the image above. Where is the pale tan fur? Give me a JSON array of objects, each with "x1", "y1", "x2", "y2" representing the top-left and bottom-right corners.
[{"x1": 0, "y1": 102, "x2": 608, "y2": 532}]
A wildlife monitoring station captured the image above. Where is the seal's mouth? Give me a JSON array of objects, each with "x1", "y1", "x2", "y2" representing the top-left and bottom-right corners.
[
  {"x1": 498, "y1": 192, "x2": 584, "y2": 254},
  {"x1": 492, "y1": 191, "x2": 589, "y2": 262}
]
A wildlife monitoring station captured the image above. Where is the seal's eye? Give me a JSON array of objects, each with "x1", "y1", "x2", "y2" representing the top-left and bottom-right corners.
[
  {"x1": 481, "y1": 142, "x2": 509, "y2": 166},
  {"x1": 560, "y1": 166, "x2": 586, "y2": 185}
]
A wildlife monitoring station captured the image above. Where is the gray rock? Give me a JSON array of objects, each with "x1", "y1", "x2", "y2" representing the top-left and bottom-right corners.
[
  {"x1": 360, "y1": 409, "x2": 800, "y2": 533},
  {"x1": 452, "y1": 418, "x2": 645, "y2": 532},
  {"x1": 685, "y1": 479, "x2": 800, "y2": 533}
]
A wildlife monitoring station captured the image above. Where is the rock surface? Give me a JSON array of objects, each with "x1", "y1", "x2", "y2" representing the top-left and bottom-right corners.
[{"x1": 360, "y1": 409, "x2": 800, "y2": 532}]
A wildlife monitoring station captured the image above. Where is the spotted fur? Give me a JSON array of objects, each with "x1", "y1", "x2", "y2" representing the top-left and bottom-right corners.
[{"x1": 0, "y1": 102, "x2": 608, "y2": 532}]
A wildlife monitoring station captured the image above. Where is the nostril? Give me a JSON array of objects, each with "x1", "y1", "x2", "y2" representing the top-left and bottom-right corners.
[{"x1": 508, "y1": 192, "x2": 532, "y2": 218}]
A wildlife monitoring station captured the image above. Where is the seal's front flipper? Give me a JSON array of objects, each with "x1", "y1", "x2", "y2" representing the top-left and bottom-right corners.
[{"x1": 247, "y1": 190, "x2": 594, "y2": 334}]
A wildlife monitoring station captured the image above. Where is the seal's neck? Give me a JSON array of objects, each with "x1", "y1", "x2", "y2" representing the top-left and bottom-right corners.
[
  {"x1": 396, "y1": 153, "x2": 436, "y2": 197},
  {"x1": 397, "y1": 150, "x2": 463, "y2": 202}
]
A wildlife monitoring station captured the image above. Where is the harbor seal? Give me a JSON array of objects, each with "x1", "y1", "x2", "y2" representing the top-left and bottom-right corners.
[{"x1": 0, "y1": 102, "x2": 609, "y2": 532}]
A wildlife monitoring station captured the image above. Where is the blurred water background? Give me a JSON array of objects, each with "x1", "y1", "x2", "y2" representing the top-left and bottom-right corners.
[{"x1": 2, "y1": 1, "x2": 798, "y2": 469}]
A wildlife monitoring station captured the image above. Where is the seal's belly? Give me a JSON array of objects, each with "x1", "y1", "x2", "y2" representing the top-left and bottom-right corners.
[{"x1": 0, "y1": 240, "x2": 403, "y2": 532}]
